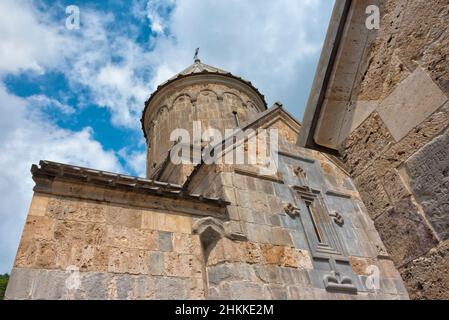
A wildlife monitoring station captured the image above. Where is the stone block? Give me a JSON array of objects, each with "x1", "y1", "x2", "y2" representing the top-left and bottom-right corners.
[
  {"x1": 106, "y1": 206, "x2": 141, "y2": 229},
  {"x1": 382, "y1": 169, "x2": 411, "y2": 204},
  {"x1": 34, "y1": 241, "x2": 57, "y2": 268},
  {"x1": 406, "y1": 129, "x2": 449, "y2": 240},
  {"x1": 108, "y1": 247, "x2": 149, "y2": 275},
  {"x1": 188, "y1": 277, "x2": 205, "y2": 300},
  {"x1": 226, "y1": 205, "x2": 240, "y2": 220},
  {"x1": 28, "y1": 193, "x2": 50, "y2": 217},
  {"x1": 207, "y1": 263, "x2": 235, "y2": 285},
  {"x1": 115, "y1": 274, "x2": 134, "y2": 300},
  {"x1": 400, "y1": 239, "x2": 449, "y2": 300},
  {"x1": 148, "y1": 251, "x2": 164, "y2": 275},
  {"x1": 267, "y1": 214, "x2": 281, "y2": 227},
  {"x1": 32, "y1": 270, "x2": 69, "y2": 300},
  {"x1": 47, "y1": 198, "x2": 106, "y2": 223},
  {"x1": 155, "y1": 277, "x2": 188, "y2": 300},
  {"x1": 133, "y1": 275, "x2": 155, "y2": 299},
  {"x1": 228, "y1": 282, "x2": 267, "y2": 300},
  {"x1": 107, "y1": 225, "x2": 158, "y2": 250},
  {"x1": 287, "y1": 286, "x2": 314, "y2": 300},
  {"x1": 271, "y1": 227, "x2": 293, "y2": 246},
  {"x1": 141, "y1": 210, "x2": 192, "y2": 234},
  {"x1": 5, "y1": 267, "x2": 38, "y2": 300},
  {"x1": 172, "y1": 233, "x2": 201, "y2": 255},
  {"x1": 79, "y1": 272, "x2": 109, "y2": 300},
  {"x1": 340, "y1": 112, "x2": 395, "y2": 177},
  {"x1": 54, "y1": 220, "x2": 107, "y2": 247},
  {"x1": 159, "y1": 231, "x2": 173, "y2": 252},
  {"x1": 164, "y1": 253, "x2": 203, "y2": 278},
  {"x1": 21, "y1": 215, "x2": 54, "y2": 242},
  {"x1": 378, "y1": 68, "x2": 448, "y2": 142},
  {"x1": 64, "y1": 244, "x2": 109, "y2": 272},
  {"x1": 254, "y1": 265, "x2": 282, "y2": 284},
  {"x1": 260, "y1": 244, "x2": 312, "y2": 269},
  {"x1": 267, "y1": 285, "x2": 288, "y2": 299},
  {"x1": 355, "y1": 166, "x2": 392, "y2": 220},
  {"x1": 14, "y1": 240, "x2": 38, "y2": 268},
  {"x1": 374, "y1": 197, "x2": 438, "y2": 266}
]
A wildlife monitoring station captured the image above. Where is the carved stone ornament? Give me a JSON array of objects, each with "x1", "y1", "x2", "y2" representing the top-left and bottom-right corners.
[
  {"x1": 293, "y1": 166, "x2": 306, "y2": 178},
  {"x1": 284, "y1": 203, "x2": 300, "y2": 217},
  {"x1": 329, "y1": 211, "x2": 344, "y2": 226},
  {"x1": 323, "y1": 271, "x2": 357, "y2": 294}
]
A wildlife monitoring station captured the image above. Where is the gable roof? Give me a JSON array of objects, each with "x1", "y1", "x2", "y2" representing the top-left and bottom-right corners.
[{"x1": 182, "y1": 103, "x2": 302, "y2": 190}]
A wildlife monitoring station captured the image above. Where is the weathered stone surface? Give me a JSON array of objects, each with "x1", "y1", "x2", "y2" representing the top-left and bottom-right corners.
[
  {"x1": 260, "y1": 244, "x2": 313, "y2": 269},
  {"x1": 141, "y1": 210, "x2": 192, "y2": 234},
  {"x1": 164, "y1": 252, "x2": 203, "y2": 278},
  {"x1": 340, "y1": 112, "x2": 395, "y2": 176},
  {"x1": 107, "y1": 225, "x2": 158, "y2": 250},
  {"x1": 207, "y1": 263, "x2": 235, "y2": 285},
  {"x1": 28, "y1": 193, "x2": 50, "y2": 217},
  {"x1": 378, "y1": 68, "x2": 448, "y2": 142},
  {"x1": 172, "y1": 233, "x2": 201, "y2": 255},
  {"x1": 158, "y1": 231, "x2": 173, "y2": 252},
  {"x1": 108, "y1": 247, "x2": 149, "y2": 274},
  {"x1": 106, "y1": 206, "x2": 141, "y2": 229},
  {"x1": 270, "y1": 227, "x2": 293, "y2": 246},
  {"x1": 267, "y1": 285, "x2": 288, "y2": 299},
  {"x1": 155, "y1": 277, "x2": 188, "y2": 300},
  {"x1": 355, "y1": 166, "x2": 392, "y2": 220},
  {"x1": 21, "y1": 216, "x2": 54, "y2": 242},
  {"x1": 148, "y1": 251, "x2": 164, "y2": 276},
  {"x1": 32, "y1": 270, "x2": 69, "y2": 300},
  {"x1": 406, "y1": 129, "x2": 449, "y2": 240},
  {"x1": 47, "y1": 198, "x2": 106, "y2": 223},
  {"x1": 228, "y1": 282, "x2": 268, "y2": 300},
  {"x1": 5, "y1": 268, "x2": 38, "y2": 300},
  {"x1": 79, "y1": 272, "x2": 109, "y2": 300},
  {"x1": 382, "y1": 169, "x2": 411, "y2": 204},
  {"x1": 54, "y1": 220, "x2": 106, "y2": 246},
  {"x1": 400, "y1": 239, "x2": 449, "y2": 300},
  {"x1": 374, "y1": 197, "x2": 438, "y2": 266}
]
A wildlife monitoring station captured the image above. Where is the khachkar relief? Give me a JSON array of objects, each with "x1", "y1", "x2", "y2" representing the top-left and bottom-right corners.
[
  {"x1": 290, "y1": 185, "x2": 357, "y2": 293},
  {"x1": 406, "y1": 128, "x2": 449, "y2": 240}
]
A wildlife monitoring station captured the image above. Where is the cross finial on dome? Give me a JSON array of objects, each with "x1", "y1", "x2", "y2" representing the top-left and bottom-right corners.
[{"x1": 194, "y1": 48, "x2": 200, "y2": 63}]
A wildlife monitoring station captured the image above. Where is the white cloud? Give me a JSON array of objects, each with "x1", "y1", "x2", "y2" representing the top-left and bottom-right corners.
[
  {"x1": 0, "y1": 0, "x2": 65, "y2": 75},
  {"x1": 0, "y1": 84, "x2": 123, "y2": 273},
  {"x1": 26, "y1": 95, "x2": 75, "y2": 114},
  {"x1": 146, "y1": 0, "x2": 334, "y2": 117},
  {"x1": 119, "y1": 146, "x2": 147, "y2": 178},
  {"x1": 146, "y1": 0, "x2": 176, "y2": 34}
]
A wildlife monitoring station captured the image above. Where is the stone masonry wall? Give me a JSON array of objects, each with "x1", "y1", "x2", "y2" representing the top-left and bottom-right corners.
[
  {"x1": 6, "y1": 192, "x2": 205, "y2": 300},
  {"x1": 338, "y1": 0, "x2": 449, "y2": 299},
  {"x1": 189, "y1": 121, "x2": 408, "y2": 299}
]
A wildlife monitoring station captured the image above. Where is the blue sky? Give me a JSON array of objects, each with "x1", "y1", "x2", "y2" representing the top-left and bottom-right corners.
[{"x1": 0, "y1": 0, "x2": 334, "y2": 273}]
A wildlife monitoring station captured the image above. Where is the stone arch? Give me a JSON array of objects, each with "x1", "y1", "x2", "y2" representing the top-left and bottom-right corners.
[
  {"x1": 192, "y1": 217, "x2": 225, "y2": 261},
  {"x1": 172, "y1": 93, "x2": 193, "y2": 107}
]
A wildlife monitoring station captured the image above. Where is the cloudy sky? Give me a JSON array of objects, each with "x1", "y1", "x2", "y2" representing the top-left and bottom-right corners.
[{"x1": 0, "y1": 0, "x2": 334, "y2": 273}]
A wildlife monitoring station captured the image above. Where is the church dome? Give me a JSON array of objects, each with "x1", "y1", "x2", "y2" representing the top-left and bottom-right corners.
[{"x1": 141, "y1": 57, "x2": 267, "y2": 141}]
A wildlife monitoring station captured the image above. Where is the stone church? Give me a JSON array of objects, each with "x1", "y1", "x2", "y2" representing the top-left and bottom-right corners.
[{"x1": 5, "y1": 0, "x2": 448, "y2": 300}]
